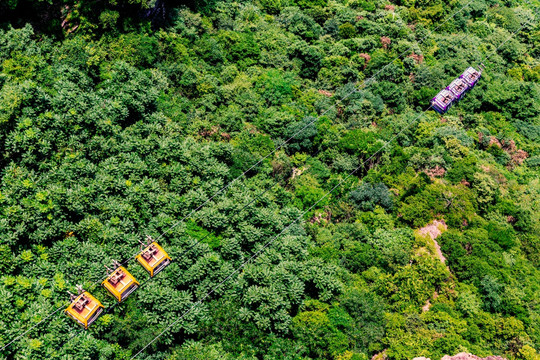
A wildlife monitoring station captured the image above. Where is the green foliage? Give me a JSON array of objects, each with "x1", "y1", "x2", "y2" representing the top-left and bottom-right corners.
[
  {"x1": 170, "y1": 341, "x2": 236, "y2": 359},
  {"x1": 280, "y1": 8, "x2": 322, "y2": 41},
  {"x1": 340, "y1": 289, "x2": 385, "y2": 353},
  {"x1": 339, "y1": 129, "x2": 379, "y2": 160},
  {"x1": 291, "y1": 300, "x2": 350, "y2": 358},
  {"x1": 99, "y1": 10, "x2": 120, "y2": 30},
  {"x1": 399, "y1": 183, "x2": 476, "y2": 227},
  {"x1": 256, "y1": 69, "x2": 298, "y2": 107},
  {"x1": 0, "y1": 1, "x2": 539, "y2": 359},
  {"x1": 349, "y1": 182, "x2": 393, "y2": 211},
  {"x1": 338, "y1": 23, "x2": 356, "y2": 39},
  {"x1": 292, "y1": 42, "x2": 323, "y2": 78},
  {"x1": 293, "y1": 173, "x2": 329, "y2": 210}
]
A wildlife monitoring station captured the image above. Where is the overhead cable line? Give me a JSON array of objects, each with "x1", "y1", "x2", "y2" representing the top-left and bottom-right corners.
[
  {"x1": 129, "y1": 7, "x2": 539, "y2": 357},
  {"x1": 0, "y1": 305, "x2": 65, "y2": 352},
  {"x1": 0, "y1": 0, "x2": 477, "y2": 353},
  {"x1": 129, "y1": 103, "x2": 434, "y2": 359},
  {"x1": 89, "y1": 0, "x2": 476, "y2": 277},
  {"x1": 142, "y1": 0, "x2": 476, "y2": 244},
  {"x1": 124, "y1": 0, "x2": 476, "y2": 270},
  {"x1": 69, "y1": 0, "x2": 478, "y2": 297}
]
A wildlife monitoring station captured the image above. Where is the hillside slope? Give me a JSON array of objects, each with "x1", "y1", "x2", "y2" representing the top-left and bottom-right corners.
[{"x1": 0, "y1": 0, "x2": 539, "y2": 359}]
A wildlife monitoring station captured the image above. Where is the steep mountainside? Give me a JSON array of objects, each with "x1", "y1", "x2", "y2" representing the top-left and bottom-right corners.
[{"x1": 0, "y1": 0, "x2": 539, "y2": 359}]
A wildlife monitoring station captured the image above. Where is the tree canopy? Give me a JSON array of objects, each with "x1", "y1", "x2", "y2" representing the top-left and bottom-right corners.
[{"x1": 0, "y1": 0, "x2": 539, "y2": 359}]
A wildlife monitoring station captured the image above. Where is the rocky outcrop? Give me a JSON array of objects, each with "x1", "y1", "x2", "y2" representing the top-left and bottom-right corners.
[{"x1": 413, "y1": 353, "x2": 507, "y2": 360}]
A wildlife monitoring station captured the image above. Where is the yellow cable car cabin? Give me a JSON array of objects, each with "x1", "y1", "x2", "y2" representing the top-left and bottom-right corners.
[
  {"x1": 136, "y1": 236, "x2": 172, "y2": 277},
  {"x1": 65, "y1": 287, "x2": 104, "y2": 329},
  {"x1": 102, "y1": 261, "x2": 139, "y2": 302}
]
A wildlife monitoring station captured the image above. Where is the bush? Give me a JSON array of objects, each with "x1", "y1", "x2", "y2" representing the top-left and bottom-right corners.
[
  {"x1": 338, "y1": 23, "x2": 357, "y2": 39},
  {"x1": 349, "y1": 182, "x2": 393, "y2": 211}
]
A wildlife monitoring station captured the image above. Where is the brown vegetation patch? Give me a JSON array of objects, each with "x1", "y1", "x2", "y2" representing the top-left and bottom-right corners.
[
  {"x1": 199, "y1": 126, "x2": 220, "y2": 138},
  {"x1": 221, "y1": 132, "x2": 231, "y2": 141},
  {"x1": 291, "y1": 167, "x2": 305, "y2": 179},
  {"x1": 358, "y1": 53, "x2": 371, "y2": 69},
  {"x1": 408, "y1": 52, "x2": 424, "y2": 64},
  {"x1": 371, "y1": 350, "x2": 387, "y2": 360},
  {"x1": 479, "y1": 134, "x2": 529, "y2": 169},
  {"x1": 310, "y1": 210, "x2": 331, "y2": 224},
  {"x1": 381, "y1": 36, "x2": 391, "y2": 49},
  {"x1": 318, "y1": 89, "x2": 333, "y2": 97},
  {"x1": 414, "y1": 353, "x2": 507, "y2": 360},
  {"x1": 424, "y1": 165, "x2": 446, "y2": 179}
]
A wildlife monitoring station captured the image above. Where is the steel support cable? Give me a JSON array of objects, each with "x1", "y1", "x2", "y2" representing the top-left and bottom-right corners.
[
  {"x1": 12, "y1": 4, "x2": 537, "y2": 355},
  {"x1": 83, "y1": 0, "x2": 476, "y2": 279},
  {"x1": 136, "y1": 0, "x2": 477, "y2": 246},
  {"x1": 87, "y1": 0, "x2": 477, "y2": 289},
  {"x1": 129, "y1": 10, "x2": 539, "y2": 356},
  {"x1": 129, "y1": 104, "x2": 433, "y2": 359},
  {"x1": 155, "y1": 2, "x2": 540, "y2": 299},
  {"x1": 102, "y1": 0, "x2": 475, "y2": 273},
  {"x1": 9, "y1": 13, "x2": 510, "y2": 356},
  {"x1": 0, "y1": 0, "x2": 478, "y2": 352},
  {"x1": 0, "y1": 305, "x2": 65, "y2": 352},
  {"x1": 107, "y1": 0, "x2": 475, "y2": 271},
  {"x1": 50, "y1": 301, "x2": 121, "y2": 356}
]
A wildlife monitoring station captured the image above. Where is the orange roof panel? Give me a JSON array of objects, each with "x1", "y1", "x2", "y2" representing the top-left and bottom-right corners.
[
  {"x1": 65, "y1": 292, "x2": 104, "y2": 329},
  {"x1": 136, "y1": 242, "x2": 171, "y2": 277},
  {"x1": 102, "y1": 266, "x2": 139, "y2": 302}
]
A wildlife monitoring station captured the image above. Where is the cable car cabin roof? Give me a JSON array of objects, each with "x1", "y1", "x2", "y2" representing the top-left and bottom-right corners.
[
  {"x1": 65, "y1": 292, "x2": 104, "y2": 329},
  {"x1": 460, "y1": 67, "x2": 482, "y2": 87},
  {"x1": 136, "y1": 242, "x2": 171, "y2": 277},
  {"x1": 102, "y1": 266, "x2": 139, "y2": 302},
  {"x1": 431, "y1": 89, "x2": 455, "y2": 114},
  {"x1": 447, "y1": 78, "x2": 469, "y2": 99}
]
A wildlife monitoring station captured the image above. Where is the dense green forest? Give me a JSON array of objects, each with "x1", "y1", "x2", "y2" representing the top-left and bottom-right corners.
[{"x1": 0, "y1": 0, "x2": 539, "y2": 359}]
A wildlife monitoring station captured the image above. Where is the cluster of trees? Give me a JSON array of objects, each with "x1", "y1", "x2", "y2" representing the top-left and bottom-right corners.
[{"x1": 0, "y1": 0, "x2": 539, "y2": 359}]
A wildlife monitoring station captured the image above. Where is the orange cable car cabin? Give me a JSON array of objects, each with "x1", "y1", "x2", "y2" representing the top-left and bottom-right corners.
[
  {"x1": 102, "y1": 261, "x2": 139, "y2": 302},
  {"x1": 65, "y1": 287, "x2": 104, "y2": 329},
  {"x1": 136, "y1": 237, "x2": 171, "y2": 277}
]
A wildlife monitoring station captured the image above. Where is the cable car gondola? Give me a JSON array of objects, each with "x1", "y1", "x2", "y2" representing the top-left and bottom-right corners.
[
  {"x1": 447, "y1": 77, "x2": 468, "y2": 100},
  {"x1": 431, "y1": 64, "x2": 484, "y2": 114},
  {"x1": 65, "y1": 285, "x2": 104, "y2": 329},
  {"x1": 431, "y1": 89, "x2": 455, "y2": 114},
  {"x1": 102, "y1": 260, "x2": 140, "y2": 302},
  {"x1": 136, "y1": 236, "x2": 172, "y2": 277}
]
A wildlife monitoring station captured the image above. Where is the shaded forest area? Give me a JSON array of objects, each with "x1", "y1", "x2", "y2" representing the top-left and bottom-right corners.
[{"x1": 0, "y1": 0, "x2": 539, "y2": 359}]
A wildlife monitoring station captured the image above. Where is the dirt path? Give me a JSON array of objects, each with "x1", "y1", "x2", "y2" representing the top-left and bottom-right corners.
[{"x1": 418, "y1": 219, "x2": 448, "y2": 263}]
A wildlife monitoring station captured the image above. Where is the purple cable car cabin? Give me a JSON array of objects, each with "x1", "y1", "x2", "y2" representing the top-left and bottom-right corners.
[
  {"x1": 447, "y1": 78, "x2": 469, "y2": 100},
  {"x1": 431, "y1": 89, "x2": 455, "y2": 114},
  {"x1": 460, "y1": 67, "x2": 482, "y2": 87},
  {"x1": 431, "y1": 65, "x2": 484, "y2": 114}
]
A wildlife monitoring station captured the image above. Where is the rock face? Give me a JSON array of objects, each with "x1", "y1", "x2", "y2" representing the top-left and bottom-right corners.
[{"x1": 413, "y1": 353, "x2": 507, "y2": 360}]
